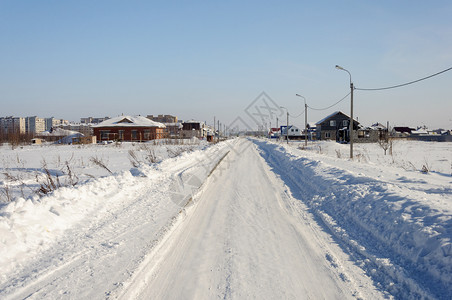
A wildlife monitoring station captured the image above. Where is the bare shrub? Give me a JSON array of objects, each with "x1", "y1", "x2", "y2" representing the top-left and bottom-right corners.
[
  {"x1": 335, "y1": 149, "x2": 342, "y2": 158},
  {"x1": 168, "y1": 147, "x2": 185, "y2": 158},
  {"x1": 90, "y1": 156, "x2": 113, "y2": 175},
  {"x1": 65, "y1": 161, "x2": 78, "y2": 186},
  {"x1": 378, "y1": 137, "x2": 391, "y2": 155},
  {"x1": 421, "y1": 159, "x2": 431, "y2": 174},
  {"x1": 36, "y1": 161, "x2": 59, "y2": 196},
  {"x1": 128, "y1": 149, "x2": 141, "y2": 167},
  {"x1": 355, "y1": 153, "x2": 368, "y2": 163},
  {"x1": 1, "y1": 183, "x2": 12, "y2": 202},
  {"x1": 146, "y1": 149, "x2": 158, "y2": 163}
]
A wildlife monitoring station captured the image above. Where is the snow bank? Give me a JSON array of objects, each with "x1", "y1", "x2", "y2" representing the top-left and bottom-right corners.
[
  {"x1": 0, "y1": 139, "x2": 233, "y2": 285},
  {"x1": 254, "y1": 139, "x2": 452, "y2": 299}
]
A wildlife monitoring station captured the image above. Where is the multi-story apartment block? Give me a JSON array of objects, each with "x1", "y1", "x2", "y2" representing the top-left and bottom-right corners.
[
  {"x1": 25, "y1": 116, "x2": 46, "y2": 135},
  {"x1": 56, "y1": 123, "x2": 93, "y2": 136},
  {"x1": 44, "y1": 117, "x2": 69, "y2": 131},
  {"x1": 80, "y1": 117, "x2": 110, "y2": 124},
  {"x1": 0, "y1": 116, "x2": 26, "y2": 135}
]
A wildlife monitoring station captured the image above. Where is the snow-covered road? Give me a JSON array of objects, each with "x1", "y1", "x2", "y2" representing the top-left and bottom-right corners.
[
  {"x1": 2, "y1": 137, "x2": 450, "y2": 299},
  {"x1": 118, "y1": 138, "x2": 380, "y2": 299}
]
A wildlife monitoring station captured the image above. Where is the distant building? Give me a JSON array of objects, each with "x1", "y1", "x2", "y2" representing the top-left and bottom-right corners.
[
  {"x1": 25, "y1": 116, "x2": 45, "y2": 135},
  {"x1": 391, "y1": 127, "x2": 415, "y2": 137},
  {"x1": 45, "y1": 117, "x2": 68, "y2": 131},
  {"x1": 147, "y1": 115, "x2": 180, "y2": 137},
  {"x1": 37, "y1": 128, "x2": 85, "y2": 144},
  {"x1": 180, "y1": 120, "x2": 207, "y2": 138},
  {"x1": 92, "y1": 115, "x2": 166, "y2": 142},
  {"x1": 280, "y1": 125, "x2": 303, "y2": 140},
  {"x1": 80, "y1": 117, "x2": 110, "y2": 124},
  {"x1": 147, "y1": 115, "x2": 178, "y2": 124},
  {"x1": 56, "y1": 123, "x2": 93, "y2": 137},
  {"x1": 0, "y1": 116, "x2": 26, "y2": 135}
]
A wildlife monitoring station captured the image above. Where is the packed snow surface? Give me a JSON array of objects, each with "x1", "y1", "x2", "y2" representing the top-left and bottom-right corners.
[{"x1": 0, "y1": 138, "x2": 451, "y2": 299}]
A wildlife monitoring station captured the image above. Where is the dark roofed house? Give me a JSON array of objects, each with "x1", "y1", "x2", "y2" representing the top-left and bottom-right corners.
[
  {"x1": 92, "y1": 115, "x2": 166, "y2": 142},
  {"x1": 315, "y1": 111, "x2": 359, "y2": 142},
  {"x1": 392, "y1": 127, "x2": 415, "y2": 137}
]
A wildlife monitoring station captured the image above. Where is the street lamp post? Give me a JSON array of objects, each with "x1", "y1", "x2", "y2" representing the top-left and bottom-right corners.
[
  {"x1": 296, "y1": 94, "x2": 308, "y2": 147},
  {"x1": 280, "y1": 106, "x2": 289, "y2": 144},
  {"x1": 335, "y1": 65, "x2": 354, "y2": 159}
]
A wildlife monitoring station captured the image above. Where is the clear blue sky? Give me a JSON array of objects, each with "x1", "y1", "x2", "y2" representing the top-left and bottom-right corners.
[{"x1": 1, "y1": 0, "x2": 451, "y2": 129}]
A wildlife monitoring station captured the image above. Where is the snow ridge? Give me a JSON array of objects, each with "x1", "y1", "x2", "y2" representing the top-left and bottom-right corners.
[{"x1": 254, "y1": 139, "x2": 452, "y2": 299}]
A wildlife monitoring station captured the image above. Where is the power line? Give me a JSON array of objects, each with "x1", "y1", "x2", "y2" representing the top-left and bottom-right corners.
[
  {"x1": 356, "y1": 66, "x2": 452, "y2": 91},
  {"x1": 288, "y1": 110, "x2": 305, "y2": 118},
  {"x1": 307, "y1": 92, "x2": 351, "y2": 111}
]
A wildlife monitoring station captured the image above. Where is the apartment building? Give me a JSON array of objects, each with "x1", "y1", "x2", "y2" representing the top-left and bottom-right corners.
[
  {"x1": 0, "y1": 116, "x2": 26, "y2": 135},
  {"x1": 25, "y1": 116, "x2": 45, "y2": 135}
]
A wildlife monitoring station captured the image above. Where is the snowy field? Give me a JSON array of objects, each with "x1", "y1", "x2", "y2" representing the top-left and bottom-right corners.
[{"x1": 0, "y1": 138, "x2": 451, "y2": 299}]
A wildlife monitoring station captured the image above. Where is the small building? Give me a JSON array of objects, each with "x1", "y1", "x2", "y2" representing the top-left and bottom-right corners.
[
  {"x1": 92, "y1": 115, "x2": 166, "y2": 142},
  {"x1": 180, "y1": 120, "x2": 207, "y2": 138},
  {"x1": 391, "y1": 127, "x2": 415, "y2": 138},
  {"x1": 280, "y1": 125, "x2": 303, "y2": 140},
  {"x1": 37, "y1": 127, "x2": 85, "y2": 144},
  {"x1": 31, "y1": 138, "x2": 43, "y2": 144},
  {"x1": 268, "y1": 127, "x2": 280, "y2": 139}
]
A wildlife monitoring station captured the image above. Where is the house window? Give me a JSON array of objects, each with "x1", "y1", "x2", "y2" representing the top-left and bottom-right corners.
[
  {"x1": 343, "y1": 120, "x2": 348, "y2": 126},
  {"x1": 100, "y1": 130, "x2": 110, "y2": 140},
  {"x1": 358, "y1": 130, "x2": 370, "y2": 138},
  {"x1": 144, "y1": 130, "x2": 150, "y2": 140},
  {"x1": 330, "y1": 120, "x2": 336, "y2": 127},
  {"x1": 325, "y1": 132, "x2": 331, "y2": 138},
  {"x1": 118, "y1": 130, "x2": 124, "y2": 140},
  {"x1": 131, "y1": 130, "x2": 138, "y2": 140},
  {"x1": 291, "y1": 129, "x2": 294, "y2": 132}
]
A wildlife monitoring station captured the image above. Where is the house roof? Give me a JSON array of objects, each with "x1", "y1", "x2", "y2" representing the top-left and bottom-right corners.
[
  {"x1": 39, "y1": 128, "x2": 82, "y2": 137},
  {"x1": 315, "y1": 111, "x2": 359, "y2": 125},
  {"x1": 393, "y1": 127, "x2": 414, "y2": 133},
  {"x1": 92, "y1": 115, "x2": 166, "y2": 128}
]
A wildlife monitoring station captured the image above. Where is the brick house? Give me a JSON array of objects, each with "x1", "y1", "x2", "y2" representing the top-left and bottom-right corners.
[{"x1": 93, "y1": 115, "x2": 166, "y2": 142}]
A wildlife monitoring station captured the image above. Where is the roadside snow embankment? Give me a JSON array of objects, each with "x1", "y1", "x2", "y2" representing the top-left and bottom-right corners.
[
  {"x1": 0, "y1": 139, "x2": 233, "y2": 289},
  {"x1": 254, "y1": 139, "x2": 452, "y2": 299}
]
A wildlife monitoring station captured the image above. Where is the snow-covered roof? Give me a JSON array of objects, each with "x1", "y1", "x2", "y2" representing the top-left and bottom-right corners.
[
  {"x1": 315, "y1": 111, "x2": 342, "y2": 125},
  {"x1": 92, "y1": 116, "x2": 166, "y2": 128},
  {"x1": 39, "y1": 128, "x2": 82, "y2": 137},
  {"x1": 183, "y1": 120, "x2": 204, "y2": 124},
  {"x1": 315, "y1": 111, "x2": 359, "y2": 125},
  {"x1": 370, "y1": 122, "x2": 387, "y2": 130}
]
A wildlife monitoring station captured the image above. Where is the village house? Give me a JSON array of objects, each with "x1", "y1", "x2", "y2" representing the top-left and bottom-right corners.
[
  {"x1": 280, "y1": 125, "x2": 303, "y2": 140},
  {"x1": 316, "y1": 111, "x2": 359, "y2": 142},
  {"x1": 92, "y1": 115, "x2": 166, "y2": 142},
  {"x1": 316, "y1": 111, "x2": 384, "y2": 143}
]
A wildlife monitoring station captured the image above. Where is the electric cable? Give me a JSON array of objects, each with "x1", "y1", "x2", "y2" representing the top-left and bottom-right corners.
[
  {"x1": 356, "y1": 66, "x2": 452, "y2": 91},
  {"x1": 307, "y1": 92, "x2": 351, "y2": 111}
]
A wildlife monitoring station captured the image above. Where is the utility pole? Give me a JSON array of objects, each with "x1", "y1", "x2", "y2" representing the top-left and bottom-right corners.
[
  {"x1": 217, "y1": 120, "x2": 220, "y2": 143},
  {"x1": 286, "y1": 111, "x2": 289, "y2": 144},
  {"x1": 296, "y1": 94, "x2": 308, "y2": 147},
  {"x1": 214, "y1": 116, "x2": 216, "y2": 143},
  {"x1": 279, "y1": 107, "x2": 289, "y2": 144},
  {"x1": 305, "y1": 101, "x2": 308, "y2": 147},
  {"x1": 350, "y1": 81, "x2": 354, "y2": 158},
  {"x1": 336, "y1": 65, "x2": 354, "y2": 159}
]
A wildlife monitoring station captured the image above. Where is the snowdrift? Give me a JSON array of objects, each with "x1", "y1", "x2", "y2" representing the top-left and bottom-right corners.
[{"x1": 254, "y1": 139, "x2": 452, "y2": 299}]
